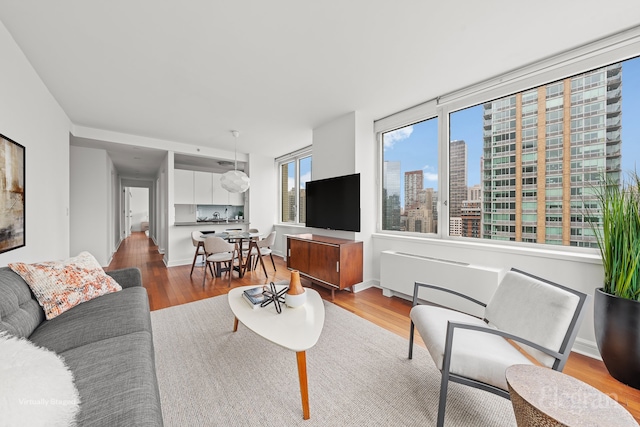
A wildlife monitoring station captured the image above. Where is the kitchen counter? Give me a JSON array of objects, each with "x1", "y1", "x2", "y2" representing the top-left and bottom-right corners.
[
  {"x1": 167, "y1": 221, "x2": 249, "y2": 267},
  {"x1": 175, "y1": 220, "x2": 248, "y2": 226}
]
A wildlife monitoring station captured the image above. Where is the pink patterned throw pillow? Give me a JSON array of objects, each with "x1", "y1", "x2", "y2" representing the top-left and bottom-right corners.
[{"x1": 9, "y1": 251, "x2": 122, "y2": 320}]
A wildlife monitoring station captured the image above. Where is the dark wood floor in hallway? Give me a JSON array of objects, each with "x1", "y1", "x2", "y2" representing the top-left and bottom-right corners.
[{"x1": 107, "y1": 232, "x2": 640, "y2": 422}]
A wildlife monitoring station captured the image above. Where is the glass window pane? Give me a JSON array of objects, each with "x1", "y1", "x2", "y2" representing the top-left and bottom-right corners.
[
  {"x1": 381, "y1": 118, "x2": 438, "y2": 233},
  {"x1": 447, "y1": 56, "x2": 640, "y2": 247},
  {"x1": 299, "y1": 156, "x2": 312, "y2": 223},
  {"x1": 281, "y1": 161, "x2": 296, "y2": 222}
]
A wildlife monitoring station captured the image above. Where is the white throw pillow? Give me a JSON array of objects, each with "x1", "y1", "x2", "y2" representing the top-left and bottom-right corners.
[{"x1": 0, "y1": 332, "x2": 80, "y2": 427}]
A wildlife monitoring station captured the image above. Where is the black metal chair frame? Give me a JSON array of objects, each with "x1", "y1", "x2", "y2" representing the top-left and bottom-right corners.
[{"x1": 408, "y1": 268, "x2": 588, "y2": 427}]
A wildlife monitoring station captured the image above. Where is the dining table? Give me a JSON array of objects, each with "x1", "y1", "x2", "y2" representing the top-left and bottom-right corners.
[{"x1": 200, "y1": 231, "x2": 261, "y2": 278}]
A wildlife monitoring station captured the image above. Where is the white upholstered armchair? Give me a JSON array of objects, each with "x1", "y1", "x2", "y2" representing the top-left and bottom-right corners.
[{"x1": 408, "y1": 268, "x2": 588, "y2": 427}]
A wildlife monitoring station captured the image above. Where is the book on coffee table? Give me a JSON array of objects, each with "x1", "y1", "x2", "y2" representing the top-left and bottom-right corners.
[{"x1": 242, "y1": 286, "x2": 267, "y2": 309}]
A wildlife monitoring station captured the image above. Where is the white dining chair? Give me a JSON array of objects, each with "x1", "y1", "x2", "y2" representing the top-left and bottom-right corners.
[
  {"x1": 190, "y1": 231, "x2": 206, "y2": 277},
  {"x1": 244, "y1": 231, "x2": 276, "y2": 278},
  {"x1": 241, "y1": 228, "x2": 259, "y2": 252},
  {"x1": 202, "y1": 236, "x2": 238, "y2": 287}
]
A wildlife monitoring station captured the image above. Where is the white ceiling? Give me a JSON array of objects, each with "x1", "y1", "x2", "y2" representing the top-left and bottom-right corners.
[{"x1": 1, "y1": 1, "x2": 639, "y2": 178}]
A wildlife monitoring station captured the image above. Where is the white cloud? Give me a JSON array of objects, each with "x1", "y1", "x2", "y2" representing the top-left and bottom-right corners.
[
  {"x1": 383, "y1": 126, "x2": 413, "y2": 150},
  {"x1": 423, "y1": 165, "x2": 438, "y2": 182},
  {"x1": 300, "y1": 171, "x2": 311, "y2": 188},
  {"x1": 287, "y1": 171, "x2": 312, "y2": 190},
  {"x1": 424, "y1": 172, "x2": 438, "y2": 182}
]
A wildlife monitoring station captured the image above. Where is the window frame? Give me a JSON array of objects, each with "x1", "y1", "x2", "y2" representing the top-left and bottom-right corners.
[
  {"x1": 374, "y1": 26, "x2": 640, "y2": 254},
  {"x1": 276, "y1": 147, "x2": 312, "y2": 226},
  {"x1": 379, "y1": 116, "x2": 442, "y2": 237}
]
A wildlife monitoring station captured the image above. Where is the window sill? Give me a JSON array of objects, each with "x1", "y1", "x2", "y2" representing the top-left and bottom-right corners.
[
  {"x1": 372, "y1": 232, "x2": 602, "y2": 265},
  {"x1": 275, "y1": 223, "x2": 309, "y2": 228}
]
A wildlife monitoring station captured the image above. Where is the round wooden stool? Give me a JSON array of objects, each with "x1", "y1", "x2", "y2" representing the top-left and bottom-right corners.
[{"x1": 505, "y1": 364, "x2": 637, "y2": 426}]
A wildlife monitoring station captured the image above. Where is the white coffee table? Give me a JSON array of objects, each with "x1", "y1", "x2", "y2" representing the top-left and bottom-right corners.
[{"x1": 228, "y1": 285, "x2": 325, "y2": 420}]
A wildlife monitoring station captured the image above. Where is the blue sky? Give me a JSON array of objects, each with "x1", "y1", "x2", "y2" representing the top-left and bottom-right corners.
[
  {"x1": 383, "y1": 118, "x2": 439, "y2": 178},
  {"x1": 286, "y1": 156, "x2": 312, "y2": 191},
  {"x1": 384, "y1": 56, "x2": 640, "y2": 206}
]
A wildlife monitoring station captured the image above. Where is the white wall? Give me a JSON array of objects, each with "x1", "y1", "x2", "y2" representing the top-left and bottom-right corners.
[
  {"x1": 311, "y1": 112, "x2": 356, "y2": 180},
  {"x1": 247, "y1": 152, "x2": 277, "y2": 236},
  {"x1": 354, "y1": 112, "x2": 376, "y2": 289},
  {"x1": 111, "y1": 169, "x2": 120, "y2": 253},
  {"x1": 70, "y1": 145, "x2": 114, "y2": 266},
  {"x1": 0, "y1": 20, "x2": 71, "y2": 266},
  {"x1": 158, "y1": 152, "x2": 171, "y2": 262}
]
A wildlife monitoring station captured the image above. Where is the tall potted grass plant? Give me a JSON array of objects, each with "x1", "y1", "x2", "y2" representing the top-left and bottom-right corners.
[{"x1": 592, "y1": 173, "x2": 640, "y2": 389}]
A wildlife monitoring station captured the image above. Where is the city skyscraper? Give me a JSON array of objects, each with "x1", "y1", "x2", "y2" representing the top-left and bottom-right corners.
[
  {"x1": 281, "y1": 163, "x2": 292, "y2": 222},
  {"x1": 467, "y1": 184, "x2": 482, "y2": 202},
  {"x1": 482, "y1": 63, "x2": 622, "y2": 247},
  {"x1": 461, "y1": 184, "x2": 482, "y2": 238},
  {"x1": 383, "y1": 161, "x2": 401, "y2": 230},
  {"x1": 449, "y1": 140, "x2": 467, "y2": 218},
  {"x1": 406, "y1": 206, "x2": 434, "y2": 233},
  {"x1": 404, "y1": 170, "x2": 424, "y2": 211}
]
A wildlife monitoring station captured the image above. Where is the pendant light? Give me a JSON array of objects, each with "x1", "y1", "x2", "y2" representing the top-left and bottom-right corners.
[{"x1": 220, "y1": 130, "x2": 250, "y2": 193}]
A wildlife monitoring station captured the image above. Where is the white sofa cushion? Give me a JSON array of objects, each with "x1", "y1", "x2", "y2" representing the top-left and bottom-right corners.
[
  {"x1": 484, "y1": 270, "x2": 580, "y2": 367},
  {"x1": 410, "y1": 305, "x2": 533, "y2": 390}
]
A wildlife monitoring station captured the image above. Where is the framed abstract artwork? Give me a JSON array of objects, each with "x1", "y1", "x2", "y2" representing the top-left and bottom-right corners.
[{"x1": 0, "y1": 133, "x2": 25, "y2": 254}]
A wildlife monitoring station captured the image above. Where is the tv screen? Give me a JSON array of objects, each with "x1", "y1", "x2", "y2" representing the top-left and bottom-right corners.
[{"x1": 305, "y1": 173, "x2": 360, "y2": 232}]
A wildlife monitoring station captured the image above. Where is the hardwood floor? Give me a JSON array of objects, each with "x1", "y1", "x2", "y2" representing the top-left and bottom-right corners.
[{"x1": 107, "y1": 232, "x2": 640, "y2": 422}]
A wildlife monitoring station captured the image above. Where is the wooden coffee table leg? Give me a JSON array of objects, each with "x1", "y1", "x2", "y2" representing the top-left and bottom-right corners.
[
  {"x1": 233, "y1": 316, "x2": 239, "y2": 332},
  {"x1": 296, "y1": 351, "x2": 310, "y2": 420}
]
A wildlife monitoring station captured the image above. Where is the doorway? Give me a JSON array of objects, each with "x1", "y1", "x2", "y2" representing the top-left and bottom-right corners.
[
  {"x1": 124, "y1": 187, "x2": 150, "y2": 237},
  {"x1": 120, "y1": 178, "x2": 156, "y2": 246}
]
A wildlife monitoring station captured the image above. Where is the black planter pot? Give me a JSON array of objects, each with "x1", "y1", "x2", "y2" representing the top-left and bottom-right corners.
[{"x1": 594, "y1": 288, "x2": 640, "y2": 390}]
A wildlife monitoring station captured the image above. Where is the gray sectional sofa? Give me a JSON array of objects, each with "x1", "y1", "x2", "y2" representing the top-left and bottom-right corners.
[{"x1": 0, "y1": 266, "x2": 163, "y2": 426}]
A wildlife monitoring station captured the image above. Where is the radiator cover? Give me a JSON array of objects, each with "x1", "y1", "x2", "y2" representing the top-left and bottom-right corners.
[{"x1": 380, "y1": 250, "x2": 502, "y2": 317}]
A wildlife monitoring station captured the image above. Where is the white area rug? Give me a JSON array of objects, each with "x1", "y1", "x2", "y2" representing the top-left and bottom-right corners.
[{"x1": 151, "y1": 295, "x2": 516, "y2": 426}]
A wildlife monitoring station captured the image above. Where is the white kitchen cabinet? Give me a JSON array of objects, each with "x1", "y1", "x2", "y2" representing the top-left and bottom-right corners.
[
  {"x1": 211, "y1": 173, "x2": 227, "y2": 205},
  {"x1": 228, "y1": 188, "x2": 244, "y2": 206},
  {"x1": 176, "y1": 170, "x2": 244, "y2": 207},
  {"x1": 174, "y1": 169, "x2": 194, "y2": 204},
  {"x1": 194, "y1": 171, "x2": 213, "y2": 204}
]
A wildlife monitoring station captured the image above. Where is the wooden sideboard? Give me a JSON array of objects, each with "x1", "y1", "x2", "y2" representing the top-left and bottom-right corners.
[{"x1": 286, "y1": 233, "x2": 363, "y2": 299}]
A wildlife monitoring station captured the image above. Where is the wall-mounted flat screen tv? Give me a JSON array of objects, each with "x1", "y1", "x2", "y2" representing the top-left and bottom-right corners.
[{"x1": 305, "y1": 173, "x2": 360, "y2": 232}]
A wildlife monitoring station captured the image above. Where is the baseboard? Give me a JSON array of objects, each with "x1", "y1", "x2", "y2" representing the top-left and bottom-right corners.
[
  {"x1": 166, "y1": 258, "x2": 193, "y2": 268},
  {"x1": 572, "y1": 337, "x2": 602, "y2": 360},
  {"x1": 352, "y1": 279, "x2": 378, "y2": 293},
  {"x1": 381, "y1": 287, "x2": 412, "y2": 301},
  {"x1": 104, "y1": 254, "x2": 113, "y2": 268}
]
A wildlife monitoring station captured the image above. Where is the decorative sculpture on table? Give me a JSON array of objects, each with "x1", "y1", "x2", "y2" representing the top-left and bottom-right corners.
[
  {"x1": 261, "y1": 281, "x2": 288, "y2": 314},
  {"x1": 285, "y1": 270, "x2": 307, "y2": 308}
]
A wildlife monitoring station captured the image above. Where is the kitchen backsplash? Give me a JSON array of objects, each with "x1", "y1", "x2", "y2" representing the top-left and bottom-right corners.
[
  {"x1": 175, "y1": 204, "x2": 244, "y2": 223},
  {"x1": 197, "y1": 205, "x2": 244, "y2": 221}
]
